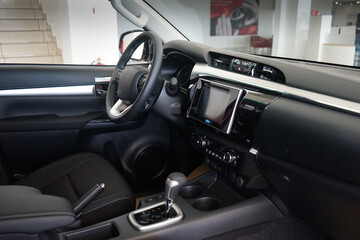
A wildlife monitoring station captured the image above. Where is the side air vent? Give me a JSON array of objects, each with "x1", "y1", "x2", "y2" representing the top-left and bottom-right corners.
[
  {"x1": 210, "y1": 53, "x2": 232, "y2": 70},
  {"x1": 209, "y1": 52, "x2": 286, "y2": 84}
]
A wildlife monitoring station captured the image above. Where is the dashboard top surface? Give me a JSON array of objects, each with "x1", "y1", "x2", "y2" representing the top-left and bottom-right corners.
[{"x1": 163, "y1": 40, "x2": 360, "y2": 105}]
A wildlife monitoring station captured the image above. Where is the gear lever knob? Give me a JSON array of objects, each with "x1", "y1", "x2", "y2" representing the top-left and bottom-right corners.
[{"x1": 165, "y1": 172, "x2": 186, "y2": 216}]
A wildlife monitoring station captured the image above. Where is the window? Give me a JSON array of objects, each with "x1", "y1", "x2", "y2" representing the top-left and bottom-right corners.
[{"x1": 0, "y1": 0, "x2": 139, "y2": 65}]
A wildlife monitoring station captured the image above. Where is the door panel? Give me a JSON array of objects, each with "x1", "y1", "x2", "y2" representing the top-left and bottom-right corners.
[
  {"x1": 0, "y1": 64, "x2": 113, "y2": 176},
  {"x1": 0, "y1": 64, "x2": 174, "y2": 190},
  {"x1": 0, "y1": 65, "x2": 114, "y2": 90},
  {"x1": 0, "y1": 97, "x2": 104, "y2": 120}
]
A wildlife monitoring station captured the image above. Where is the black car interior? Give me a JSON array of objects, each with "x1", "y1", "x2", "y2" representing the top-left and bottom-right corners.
[{"x1": 0, "y1": 31, "x2": 360, "y2": 240}]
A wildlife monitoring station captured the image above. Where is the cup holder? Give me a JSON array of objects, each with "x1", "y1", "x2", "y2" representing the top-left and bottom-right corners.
[
  {"x1": 192, "y1": 197, "x2": 220, "y2": 211},
  {"x1": 179, "y1": 185, "x2": 204, "y2": 199}
]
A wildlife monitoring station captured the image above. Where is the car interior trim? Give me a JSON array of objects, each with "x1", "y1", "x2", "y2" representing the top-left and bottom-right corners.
[
  {"x1": 127, "y1": 201, "x2": 183, "y2": 232},
  {"x1": 95, "y1": 77, "x2": 111, "y2": 83},
  {"x1": 0, "y1": 85, "x2": 95, "y2": 97},
  {"x1": 249, "y1": 148, "x2": 259, "y2": 156},
  {"x1": 191, "y1": 63, "x2": 360, "y2": 115}
]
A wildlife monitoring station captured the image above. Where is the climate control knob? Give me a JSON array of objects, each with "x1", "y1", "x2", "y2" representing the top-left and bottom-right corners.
[
  {"x1": 197, "y1": 137, "x2": 208, "y2": 148},
  {"x1": 223, "y1": 151, "x2": 237, "y2": 164}
]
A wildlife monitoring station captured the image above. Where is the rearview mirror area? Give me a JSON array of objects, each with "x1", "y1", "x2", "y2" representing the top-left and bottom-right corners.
[{"x1": 119, "y1": 30, "x2": 150, "y2": 61}]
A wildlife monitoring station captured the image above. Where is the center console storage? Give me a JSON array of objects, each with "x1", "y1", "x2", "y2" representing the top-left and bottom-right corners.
[
  {"x1": 179, "y1": 173, "x2": 250, "y2": 212},
  {"x1": 64, "y1": 223, "x2": 119, "y2": 240}
]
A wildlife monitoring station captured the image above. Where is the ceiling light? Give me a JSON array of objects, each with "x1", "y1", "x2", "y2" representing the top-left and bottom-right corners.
[{"x1": 335, "y1": 1, "x2": 339, "y2": 4}]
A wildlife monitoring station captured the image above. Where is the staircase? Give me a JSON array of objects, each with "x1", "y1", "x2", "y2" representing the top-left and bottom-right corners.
[{"x1": 0, "y1": 0, "x2": 62, "y2": 64}]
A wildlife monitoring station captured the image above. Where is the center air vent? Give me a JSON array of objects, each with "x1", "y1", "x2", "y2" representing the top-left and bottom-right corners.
[{"x1": 209, "y1": 52, "x2": 286, "y2": 84}]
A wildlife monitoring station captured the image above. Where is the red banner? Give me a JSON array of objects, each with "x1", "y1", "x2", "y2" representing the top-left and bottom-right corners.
[{"x1": 210, "y1": 0, "x2": 259, "y2": 36}]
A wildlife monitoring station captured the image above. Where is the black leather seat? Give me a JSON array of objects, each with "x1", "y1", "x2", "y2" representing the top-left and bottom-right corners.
[{"x1": 14, "y1": 152, "x2": 134, "y2": 226}]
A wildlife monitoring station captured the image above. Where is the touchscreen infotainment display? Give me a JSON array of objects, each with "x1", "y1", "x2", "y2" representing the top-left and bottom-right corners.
[{"x1": 188, "y1": 80, "x2": 242, "y2": 134}]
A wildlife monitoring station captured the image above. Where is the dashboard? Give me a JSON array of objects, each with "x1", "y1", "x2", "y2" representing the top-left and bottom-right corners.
[{"x1": 153, "y1": 40, "x2": 360, "y2": 240}]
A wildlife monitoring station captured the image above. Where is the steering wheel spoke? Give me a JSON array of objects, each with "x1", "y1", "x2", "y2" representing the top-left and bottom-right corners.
[{"x1": 109, "y1": 99, "x2": 131, "y2": 117}]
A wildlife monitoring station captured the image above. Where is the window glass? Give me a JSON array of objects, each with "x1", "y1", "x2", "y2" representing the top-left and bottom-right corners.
[
  {"x1": 0, "y1": 0, "x2": 139, "y2": 65},
  {"x1": 145, "y1": 0, "x2": 360, "y2": 68}
]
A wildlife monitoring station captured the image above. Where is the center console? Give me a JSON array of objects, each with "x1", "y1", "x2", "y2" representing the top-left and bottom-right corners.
[
  {"x1": 58, "y1": 171, "x2": 282, "y2": 240},
  {"x1": 55, "y1": 77, "x2": 283, "y2": 240},
  {"x1": 187, "y1": 77, "x2": 278, "y2": 190}
]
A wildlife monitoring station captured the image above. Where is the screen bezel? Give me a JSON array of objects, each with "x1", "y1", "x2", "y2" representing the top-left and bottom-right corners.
[{"x1": 188, "y1": 79, "x2": 243, "y2": 134}]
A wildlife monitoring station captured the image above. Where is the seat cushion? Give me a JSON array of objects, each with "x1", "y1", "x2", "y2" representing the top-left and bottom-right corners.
[{"x1": 14, "y1": 152, "x2": 134, "y2": 226}]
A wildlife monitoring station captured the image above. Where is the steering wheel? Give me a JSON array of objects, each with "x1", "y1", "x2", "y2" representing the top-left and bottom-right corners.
[{"x1": 106, "y1": 31, "x2": 163, "y2": 122}]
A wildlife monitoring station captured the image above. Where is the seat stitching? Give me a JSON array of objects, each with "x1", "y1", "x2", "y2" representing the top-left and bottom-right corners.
[
  {"x1": 0, "y1": 185, "x2": 41, "y2": 193},
  {"x1": 0, "y1": 212, "x2": 75, "y2": 220},
  {"x1": 81, "y1": 198, "x2": 133, "y2": 216}
]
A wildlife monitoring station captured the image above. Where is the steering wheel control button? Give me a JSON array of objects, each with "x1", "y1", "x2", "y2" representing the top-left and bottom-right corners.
[
  {"x1": 115, "y1": 71, "x2": 121, "y2": 79},
  {"x1": 144, "y1": 101, "x2": 151, "y2": 110},
  {"x1": 137, "y1": 74, "x2": 148, "y2": 92}
]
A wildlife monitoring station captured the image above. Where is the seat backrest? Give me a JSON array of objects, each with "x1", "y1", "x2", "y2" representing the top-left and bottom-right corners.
[{"x1": 0, "y1": 148, "x2": 12, "y2": 185}]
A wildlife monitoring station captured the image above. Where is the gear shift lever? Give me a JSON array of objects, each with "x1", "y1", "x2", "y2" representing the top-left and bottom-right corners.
[{"x1": 165, "y1": 172, "x2": 186, "y2": 216}]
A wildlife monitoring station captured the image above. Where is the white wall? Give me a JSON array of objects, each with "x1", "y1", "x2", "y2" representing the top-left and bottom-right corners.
[
  {"x1": 67, "y1": 0, "x2": 119, "y2": 64},
  {"x1": 320, "y1": 44, "x2": 356, "y2": 65},
  {"x1": 41, "y1": 0, "x2": 119, "y2": 64},
  {"x1": 305, "y1": 15, "x2": 332, "y2": 61},
  {"x1": 325, "y1": 26, "x2": 356, "y2": 45},
  {"x1": 40, "y1": 0, "x2": 72, "y2": 63},
  {"x1": 258, "y1": 0, "x2": 275, "y2": 38},
  {"x1": 272, "y1": 0, "x2": 311, "y2": 59},
  {"x1": 294, "y1": 0, "x2": 311, "y2": 58}
]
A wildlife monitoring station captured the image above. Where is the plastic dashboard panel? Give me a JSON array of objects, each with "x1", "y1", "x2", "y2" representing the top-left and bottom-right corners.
[
  {"x1": 253, "y1": 97, "x2": 360, "y2": 186},
  {"x1": 253, "y1": 97, "x2": 360, "y2": 239}
]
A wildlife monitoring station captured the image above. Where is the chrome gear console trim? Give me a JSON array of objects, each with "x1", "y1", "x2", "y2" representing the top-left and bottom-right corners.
[{"x1": 128, "y1": 201, "x2": 183, "y2": 232}]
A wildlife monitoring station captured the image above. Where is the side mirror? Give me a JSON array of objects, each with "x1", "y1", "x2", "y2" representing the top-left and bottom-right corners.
[{"x1": 119, "y1": 30, "x2": 146, "y2": 61}]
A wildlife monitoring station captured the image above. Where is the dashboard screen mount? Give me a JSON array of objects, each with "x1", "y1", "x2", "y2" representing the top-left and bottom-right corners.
[{"x1": 188, "y1": 79, "x2": 243, "y2": 134}]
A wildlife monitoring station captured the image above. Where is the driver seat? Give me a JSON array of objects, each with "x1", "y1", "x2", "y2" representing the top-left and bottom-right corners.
[{"x1": 13, "y1": 152, "x2": 134, "y2": 227}]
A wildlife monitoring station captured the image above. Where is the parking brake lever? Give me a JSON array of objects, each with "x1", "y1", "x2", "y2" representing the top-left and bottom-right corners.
[{"x1": 73, "y1": 183, "x2": 105, "y2": 216}]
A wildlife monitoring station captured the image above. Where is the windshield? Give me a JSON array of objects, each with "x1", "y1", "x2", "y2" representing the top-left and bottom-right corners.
[{"x1": 145, "y1": 0, "x2": 360, "y2": 68}]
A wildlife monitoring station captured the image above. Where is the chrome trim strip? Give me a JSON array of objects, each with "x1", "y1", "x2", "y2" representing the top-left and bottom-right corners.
[
  {"x1": 128, "y1": 201, "x2": 183, "y2": 232},
  {"x1": 226, "y1": 87, "x2": 243, "y2": 134},
  {"x1": 249, "y1": 148, "x2": 259, "y2": 156},
  {"x1": 95, "y1": 77, "x2": 111, "y2": 83},
  {"x1": 191, "y1": 63, "x2": 360, "y2": 115},
  {"x1": 0, "y1": 85, "x2": 95, "y2": 97}
]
